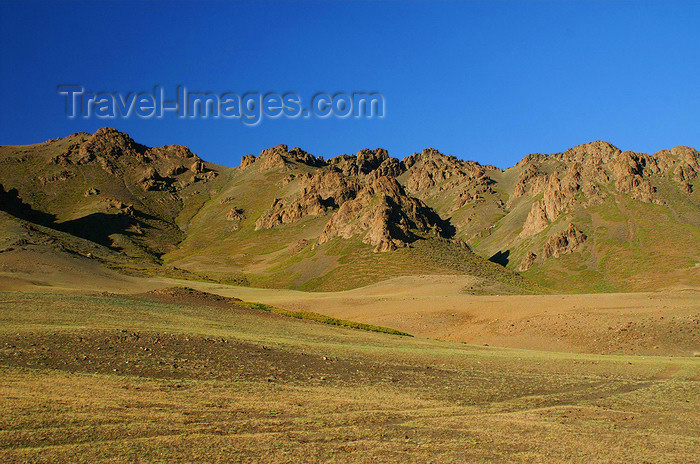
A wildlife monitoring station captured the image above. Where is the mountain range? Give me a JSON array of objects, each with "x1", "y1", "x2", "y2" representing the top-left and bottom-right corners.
[{"x1": 1, "y1": 128, "x2": 698, "y2": 293}]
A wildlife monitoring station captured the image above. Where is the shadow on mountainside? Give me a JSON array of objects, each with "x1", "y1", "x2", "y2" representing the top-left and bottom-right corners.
[
  {"x1": 488, "y1": 249, "x2": 510, "y2": 267},
  {"x1": 0, "y1": 183, "x2": 157, "y2": 254},
  {"x1": 0, "y1": 184, "x2": 57, "y2": 226},
  {"x1": 57, "y1": 212, "x2": 145, "y2": 250}
]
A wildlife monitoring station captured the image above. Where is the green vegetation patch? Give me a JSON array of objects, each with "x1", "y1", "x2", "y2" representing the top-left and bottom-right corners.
[{"x1": 242, "y1": 302, "x2": 412, "y2": 337}]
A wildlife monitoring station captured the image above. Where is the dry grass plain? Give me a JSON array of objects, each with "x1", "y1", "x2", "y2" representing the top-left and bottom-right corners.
[
  {"x1": 1, "y1": 250, "x2": 699, "y2": 462},
  {"x1": 181, "y1": 275, "x2": 700, "y2": 356},
  {"x1": 0, "y1": 287, "x2": 699, "y2": 463},
  {"x1": 2, "y1": 248, "x2": 697, "y2": 356}
]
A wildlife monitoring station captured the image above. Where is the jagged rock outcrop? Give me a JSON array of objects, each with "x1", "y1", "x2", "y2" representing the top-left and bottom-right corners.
[
  {"x1": 609, "y1": 151, "x2": 658, "y2": 203},
  {"x1": 520, "y1": 201, "x2": 550, "y2": 237},
  {"x1": 515, "y1": 141, "x2": 697, "y2": 237},
  {"x1": 253, "y1": 157, "x2": 454, "y2": 251},
  {"x1": 515, "y1": 142, "x2": 698, "y2": 218},
  {"x1": 327, "y1": 148, "x2": 391, "y2": 176},
  {"x1": 519, "y1": 251, "x2": 537, "y2": 272},
  {"x1": 513, "y1": 145, "x2": 612, "y2": 206},
  {"x1": 166, "y1": 164, "x2": 187, "y2": 176},
  {"x1": 402, "y1": 148, "x2": 485, "y2": 193},
  {"x1": 372, "y1": 157, "x2": 404, "y2": 178},
  {"x1": 520, "y1": 170, "x2": 580, "y2": 236},
  {"x1": 190, "y1": 160, "x2": 205, "y2": 174},
  {"x1": 140, "y1": 167, "x2": 170, "y2": 191},
  {"x1": 148, "y1": 144, "x2": 197, "y2": 161},
  {"x1": 656, "y1": 146, "x2": 699, "y2": 193},
  {"x1": 673, "y1": 163, "x2": 696, "y2": 193},
  {"x1": 78, "y1": 127, "x2": 147, "y2": 162},
  {"x1": 240, "y1": 144, "x2": 325, "y2": 172},
  {"x1": 239, "y1": 154, "x2": 256, "y2": 168},
  {"x1": 317, "y1": 175, "x2": 450, "y2": 252},
  {"x1": 42, "y1": 128, "x2": 213, "y2": 192},
  {"x1": 255, "y1": 170, "x2": 358, "y2": 229},
  {"x1": 556, "y1": 140, "x2": 621, "y2": 164},
  {"x1": 225, "y1": 207, "x2": 245, "y2": 230},
  {"x1": 542, "y1": 224, "x2": 587, "y2": 259},
  {"x1": 512, "y1": 164, "x2": 546, "y2": 199},
  {"x1": 226, "y1": 207, "x2": 244, "y2": 221}
]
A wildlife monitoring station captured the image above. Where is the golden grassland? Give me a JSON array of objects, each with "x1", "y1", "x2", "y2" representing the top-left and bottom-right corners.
[{"x1": 1, "y1": 291, "x2": 699, "y2": 463}]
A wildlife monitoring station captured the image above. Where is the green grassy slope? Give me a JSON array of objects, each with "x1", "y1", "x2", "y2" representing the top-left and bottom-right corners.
[
  {"x1": 2, "y1": 130, "x2": 698, "y2": 293},
  {"x1": 164, "y1": 160, "x2": 539, "y2": 292},
  {"x1": 414, "y1": 149, "x2": 700, "y2": 293}
]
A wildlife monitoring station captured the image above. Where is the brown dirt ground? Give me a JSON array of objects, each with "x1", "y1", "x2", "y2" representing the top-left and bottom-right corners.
[
  {"x1": 197, "y1": 276, "x2": 700, "y2": 356},
  {"x1": 0, "y1": 290, "x2": 699, "y2": 463},
  {"x1": 1, "y1": 246, "x2": 698, "y2": 356}
]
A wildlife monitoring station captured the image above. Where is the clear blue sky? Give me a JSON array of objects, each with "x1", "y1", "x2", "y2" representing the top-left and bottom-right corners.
[{"x1": 1, "y1": 0, "x2": 698, "y2": 168}]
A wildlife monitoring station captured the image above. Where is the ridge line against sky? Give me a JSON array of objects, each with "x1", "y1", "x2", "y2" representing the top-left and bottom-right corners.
[
  {"x1": 9, "y1": 127, "x2": 696, "y2": 174},
  {"x1": 1, "y1": 0, "x2": 699, "y2": 170}
]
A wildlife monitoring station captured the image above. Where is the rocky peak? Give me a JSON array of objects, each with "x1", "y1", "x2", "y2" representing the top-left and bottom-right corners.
[
  {"x1": 555, "y1": 141, "x2": 622, "y2": 164},
  {"x1": 514, "y1": 141, "x2": 700, "y2": 237},
  {"x1": 298, "y1": 170, "x2": 358, "y2": 204},
  {"x1": 49, "y1": 129, "x2": 206, "y2": 180},
  {"x1": 516, "y1": 141, "x2": 620, "y2": 170},
  {"x1": 371, "y1": 157, "x2": 404, "y2": 178},
  {"x1": 240, "y1": 144, "x2": 325, "y2": 171},
  {"x1": 609, "y1": 151, "x2": 658, "y2": 203},
  {"x1": 317, "y1": 175, "x2": 451, "y2": 252},
  {"x1": 402, "y1": 148, "x2": 452, "y2": 169},
  {"x1": 402, "y1": 148, "x2": 484, "y2": 193},
  {"x1": 670, "y1": 146, "x2": 700, "y2": 168},
  {"x1": 78, "y1": 127, "x2": 147, "y2": 161},
  {"x1": 147, "y1": 144, "x2": 197, "y2": 161},
  {"x1": 327, "y1": 148, "x2": 392, "y2": 176},
  {"x1": 42, "y1": 128, "x2": 214, "y2": 195},
  {"x1": 654, "y1": 146, "x2": 700, "y2": 193},
  {"x1": 288, "y1": 146, "x2": 324, "y2": 166}
]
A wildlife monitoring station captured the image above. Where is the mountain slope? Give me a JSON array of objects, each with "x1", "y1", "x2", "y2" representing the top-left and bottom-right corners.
[
  {"x1": 1, "y1": 128, "x2": 698, "y2": 292},
  {"x1": 0, "y1": 128, "x2": 229, "y2": 263},
  {"x1": 464, "y1": 142, "x2": 700, "y2": 292},
  {"x1": 164, "y1": 144, "x2": 532, "y2": 292}
]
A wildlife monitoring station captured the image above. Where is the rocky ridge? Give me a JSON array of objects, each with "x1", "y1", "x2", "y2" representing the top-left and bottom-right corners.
[
  {"x1": 2, "y1": 128, "x2": 698, "y2": 291},
  {"x1": 516, "y1": 142, "x2": 699, "y2": 237},
  {"x1": 242, "y1": 139, "x2": 698, "y2": 263},
  {"x1": 249, "y1": 151, "x2": 453, "y2": 251},
  {"x1": 317, "y1": 175, "x2": 451, "y2": 252}
]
